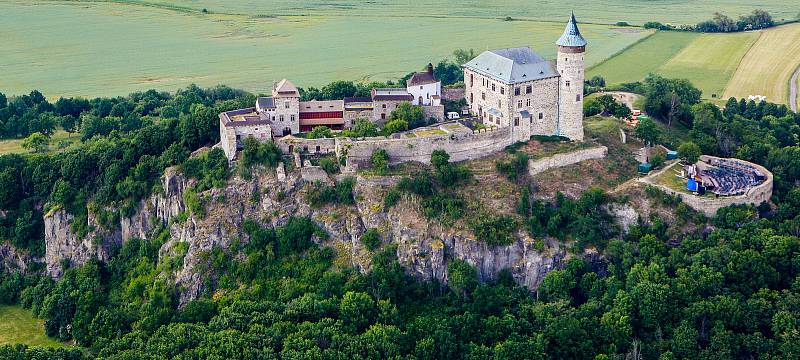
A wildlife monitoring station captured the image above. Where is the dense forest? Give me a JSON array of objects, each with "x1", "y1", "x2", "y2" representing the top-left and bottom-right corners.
[{"x1": 1, "y1": 73, "x2": 800, "y2": 359}]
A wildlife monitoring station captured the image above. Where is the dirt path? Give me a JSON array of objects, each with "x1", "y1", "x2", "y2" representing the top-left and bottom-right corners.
[
  {"x1": 790, "y1": 65, "x2": 799, "y2": 113},
  {"x1": 604, "y1": 91, "x2": 641, "y2": 110}
]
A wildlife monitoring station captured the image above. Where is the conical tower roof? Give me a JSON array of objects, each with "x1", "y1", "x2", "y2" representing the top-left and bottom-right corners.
[{"x1": 556, "y1": 12, "x2": 587, "y2": 47}]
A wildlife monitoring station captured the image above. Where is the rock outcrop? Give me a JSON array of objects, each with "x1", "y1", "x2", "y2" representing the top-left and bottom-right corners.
[{"x1": 43, "y1": 165, "x2": 575, "y2": 304}]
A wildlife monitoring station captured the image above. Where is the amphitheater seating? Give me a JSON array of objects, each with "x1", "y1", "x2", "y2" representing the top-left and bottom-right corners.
[{"x1": 699, "y1": 159, "x2": 765, "y2": 196}]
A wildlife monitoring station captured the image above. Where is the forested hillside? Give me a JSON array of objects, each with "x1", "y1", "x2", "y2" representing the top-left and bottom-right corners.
[{"x1": 1, "y1": 77, "x2": 800, "y2": 359}]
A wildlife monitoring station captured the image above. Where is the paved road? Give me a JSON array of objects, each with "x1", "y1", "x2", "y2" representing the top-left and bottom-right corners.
[{"x1": 791, "y1": 65, "x2": 800, "y2": 113}]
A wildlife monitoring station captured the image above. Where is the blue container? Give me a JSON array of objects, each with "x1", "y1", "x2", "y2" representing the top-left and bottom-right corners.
[
  {"x1": 687, "y1": 178, "x2": 698, "y2": 191},
  {"x1": 667, "y1": 151, "x2": 678, "y2": 160}
]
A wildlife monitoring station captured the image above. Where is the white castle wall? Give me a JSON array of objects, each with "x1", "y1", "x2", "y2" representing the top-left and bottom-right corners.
[{"x1": 528, "y1": 146, "x2": 608, "y2": 176}]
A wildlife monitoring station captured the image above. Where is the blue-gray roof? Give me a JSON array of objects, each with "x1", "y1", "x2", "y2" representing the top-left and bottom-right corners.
[
  {"x1": 556, "y1": 12, "x2": 587, "y2": 47},
  {"x1": 256, "y1": 97, "x2": 275, "y2": 109},
  {"x1": 464, "y1": 47, "x2": 559, "y2": 84}
]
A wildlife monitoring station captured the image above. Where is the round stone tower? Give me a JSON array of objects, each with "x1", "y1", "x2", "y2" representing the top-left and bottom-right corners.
[{"x1": 556, "y1": 12, "x2": 586, "y2": 141}]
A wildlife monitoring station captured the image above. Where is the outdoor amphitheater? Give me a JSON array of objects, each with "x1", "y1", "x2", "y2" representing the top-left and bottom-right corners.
[
  {"x1": 690, "y1": 158, "x2": 768, "y2": 196},
  {"x1": 642, "y1": 155, "x2": 773, "y2": 217}
]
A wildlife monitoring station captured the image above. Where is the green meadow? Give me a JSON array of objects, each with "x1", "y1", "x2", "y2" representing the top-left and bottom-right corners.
[
  {"x1": 0, "y1": 305, "x2": 67, "y2": 348},
  {"x1": 0, "y1": 1, "x2": 653, "y2": 98}
]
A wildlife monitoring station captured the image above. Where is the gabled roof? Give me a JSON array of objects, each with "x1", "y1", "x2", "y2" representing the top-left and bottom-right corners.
[
  {"x1": 408, "y1": 63, "x2": 439, "y2": 86},
  {"x1": 372, "y1": 88, "x2": 414, "y2": 101},
  {"x1": 463, "y1": 47, "x2": 559, "y2": 84},
  {"x1": 273, "y1": 79, "x2": 299, "y2": 97},
  {"x1": 556, "y1": 12, "x2": 587, "y2": 47}
]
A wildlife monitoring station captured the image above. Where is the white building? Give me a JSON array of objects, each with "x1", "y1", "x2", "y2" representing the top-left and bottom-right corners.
[{"x1": 406, "y1": 63, "x2": 442, "y2": 106}]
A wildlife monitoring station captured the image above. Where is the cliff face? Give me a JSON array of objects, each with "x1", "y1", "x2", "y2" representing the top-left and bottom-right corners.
[{"x1": 42, "y1": 166, "x2": 572, "y2": 304}]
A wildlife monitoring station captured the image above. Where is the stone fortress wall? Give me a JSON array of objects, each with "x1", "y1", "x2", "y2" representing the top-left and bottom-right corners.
[
  {"x1": 528, "y1": 146, "x2": 608, "y2": 176},
  {"x1": 340, "y1": 126, "x2": 512, "y2": 168},
  {"x1": 643, "y1": 155, "x2": 773, "y2": 217}
]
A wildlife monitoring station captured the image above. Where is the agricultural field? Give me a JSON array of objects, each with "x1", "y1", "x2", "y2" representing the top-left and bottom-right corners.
[
  {"x1": 722, "y1": 23, "x2": 800, "y2": 105},
  {"x1": 0, "y1": 305, "x2": 67, "y2": 348},
  {"x1": 587, "y1": 32, "x2": 699, "y2": 87},
  {"x1": 71, "y1": 0, "x2": 800, "y2": 25},
  {"x1": 589, "y1": 24, "x2": 800, "y2": 105},
  {"x1": 0, "y1": 1, "x2": 652, "y2": 99}
]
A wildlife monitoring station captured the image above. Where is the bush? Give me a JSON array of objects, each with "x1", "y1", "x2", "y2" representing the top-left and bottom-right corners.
[
  {"x1": 584, "y1": 99, "x2": 603, "y2": 117},
  {"x1": 305, "y1": 177, "x2": 356, "y2": 207},
  {"x1": 371, "y1": 149, "x2": 389, "y2": 174},
  {"x1": 360, "y1": 229, "x2": 381, "y2": 250},
  {"x1": 308, "y1": 126, "x2": 333, "y2": 139},
  {"x1": 470, "y1": 215, "x2": 519, "y2": 246},
  {"x1": 496, "y1": 152, "x2": 529, "y2": 182},
  {"x1": 384, "y1": 189, "x2": 400, "y2": 208},
  {"x1": 319, "y1": 157, "x2": 339, "y2": 174}
]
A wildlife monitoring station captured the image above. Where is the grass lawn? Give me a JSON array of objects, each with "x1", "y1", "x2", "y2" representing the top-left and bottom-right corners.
[
  {"x1": 723, "y1": 23, "x2": 800, "y2": 105},
  {"x1": 658, "y1": 32, "x2": 759, "y2": 99},
  {"x1": 0, "y1": 130, "x2": 81, "y2": 155},
  {"x1": 0, "y1": 305, "x2": 67, "y2": 348},
  {"x1": 588, "y1": 31, "x2": 698, "y2": 85},
  {"x1": 0, "y1": 1, "x2": 650, "y2": 99}
]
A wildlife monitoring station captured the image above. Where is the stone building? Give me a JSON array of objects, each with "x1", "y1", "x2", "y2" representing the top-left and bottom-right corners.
[{"x1": 463, "y1": 13, "x2": 586, "y2": 142}]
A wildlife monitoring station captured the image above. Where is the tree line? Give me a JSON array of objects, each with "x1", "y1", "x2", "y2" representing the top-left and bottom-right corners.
[{"x1": 644, "y1": 9, "x2": 777, "y2": 33}]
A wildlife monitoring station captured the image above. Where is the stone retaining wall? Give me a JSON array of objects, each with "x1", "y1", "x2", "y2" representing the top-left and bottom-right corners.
[
  {"x1": 341, "y1": 126, "x2": 513, "y2": 167},
  {"x1": 528, "y1": 146, "x2": 608, "y2": 176}
]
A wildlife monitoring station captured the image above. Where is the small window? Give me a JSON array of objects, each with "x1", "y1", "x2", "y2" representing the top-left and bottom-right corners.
[
  {"x1": 290, "y1": 115, "x2": 295, "y2": 121},
  {"x1": 526, "y1": 85, "x2": 532, "y2": 94},
  {"x1": 526, "y1": 99, "x2": 531, "y2": 107},
  {"x1": 420, "y1": 86, "x2": 423, "y2": 89},
  {"x1": 500, "y1": 87, "x2": 505, "y2": 95},
  {"x1": 565, "y1": 80, "x2": 571, "y2": 87},
  {"x1": 279, "y1": 115, "x2": 284, "y2": 121},
  {"x1": 491, "y1": 83, "x2": 496, "y2": 92},
  {"x1": 517, "y1": 100, "x2": 522, "y2": 108},
  {"x1": 482, "y1": 92, "x2": 486, "y2": 100},
  {"x1": 284, "y1": 101, "x2": 290, "y2": 109},
  {"x1": 576, "y1": 94, "x2": 581, "y2": 102},
  {"x1": 514, "y1": 117, "x2": 519, "y2": 126},
  {"x1": 470, "y1": 74, "x2": 474, "y2": 86},
  {"x1": 539, "y1": 112, "x2": 543, "y2": 119},
  {"x1": 498, "y1": 100, "x2": 502, "y2": 108},
  {"x1": 514, "y1": 87, "x2": 520, "y2": 96},
  {"x1": 382, "y1": 104, "x2": 387, "y2": 109},
  {"x1": 316, "y1": 146, "x2": 320, "y2": 152},
  {"x1": 381, "y1": 113, "x2": 386, "y2": 119},
  {"x1": 470, "y1": 93, "x2": 474, "y2": 102}
]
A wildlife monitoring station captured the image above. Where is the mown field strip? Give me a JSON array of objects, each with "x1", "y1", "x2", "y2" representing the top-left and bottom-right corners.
[
  {"x1": 723, "y1": 23, "x2": 800, "y2": 105},
  {"x1": 587, "y1": 31, "x2": 698, "y2": 85},
  {"x1": 656, "y1": 32, "x2": 759, "y2": 99}
]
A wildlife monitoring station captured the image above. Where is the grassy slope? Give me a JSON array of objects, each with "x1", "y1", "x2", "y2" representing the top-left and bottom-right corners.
[
  {"x1": 723, "y1": 23, "x2": 800, "y2": 105},
  {"x1": 658, "y1": 32, "x2": 758, "y2": 99},
  {"x1": 587, "y1": 32, "x2": 698, "y2": 85},
  {"x1": 0, "y1": 130, "x2": 81, "y2": 155},
  {"x1": 0, "y1": 2, "x2": 649, "y2": 99},
  {"x1": 0, "y1": 305, "x2": 66, "y2": 348}
]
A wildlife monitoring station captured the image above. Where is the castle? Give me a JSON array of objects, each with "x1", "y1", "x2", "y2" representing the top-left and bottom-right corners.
[{"x1": 219, "y1": 14, "x2": 586, "y2": 163}]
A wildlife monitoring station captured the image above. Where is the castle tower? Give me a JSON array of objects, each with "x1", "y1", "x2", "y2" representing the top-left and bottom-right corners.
[{"x1": 556, "y1": 12, "x2": 586, "y2": 141}]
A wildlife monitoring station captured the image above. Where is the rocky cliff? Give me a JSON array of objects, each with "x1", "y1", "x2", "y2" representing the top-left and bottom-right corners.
[{"x1": 42, "y1": 165, "x2": 573, "y2": 304}]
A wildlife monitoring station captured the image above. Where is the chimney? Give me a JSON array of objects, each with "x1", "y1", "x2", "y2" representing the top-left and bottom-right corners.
[{"x1": 427, "y1": 63, "x2": 434, "y2": 75}]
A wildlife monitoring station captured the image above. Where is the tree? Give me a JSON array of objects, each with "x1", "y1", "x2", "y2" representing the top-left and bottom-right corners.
[
  {"x1": 339, "y1": 291, "x2": 376, "y2": 331},
  {"x1": 635, "y1": 118, "x2": 661, "y2": 146},
  {"x1": 360, "y1": 229, "x2": 381, "y2": 250},
  {"x1": 447, "y1": 259, "x2": 478, "y2": 296},
  {"x1": 453, "y1": 48, "x2": 477, "y2": 65},
  {"x1": 308, "y1": 126, "x2": 333, "y2": 138},
  {"x1": 343, "y1": 118, "x2": 379, "y2": 138},
  {"x1": 21, "y1": 132, "x2": 50, "y2": 153},
  {"x1": 643, "y1": 75, "x2": 702, "y2": 127},
  {"x1": 382, "y1": 119, "x2": 409, "y2": 135},
  {"x1": 389, "y1": 102, "x2": 426, "y2": 129},
  {"x1": 678, "y1": 141, "x2": 702, "y2": 163},
  {"x1": 371, "y1": 149, "x2": 389, "y2": 174}
]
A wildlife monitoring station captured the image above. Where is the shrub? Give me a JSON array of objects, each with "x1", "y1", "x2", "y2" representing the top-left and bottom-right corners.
[
  {"x1": 384, "y1": 189, "x2": 400, "y2": 208},
  {"x1": 470, "y1": 215, "x2": 519, "y2": 246},
  {"x1": 319, "y1": 157, "x2": 339, "y2": 174},
  {"x1": 496, "y1": 152, "x2": 529, "y2": 182},
  {"x1": 371, "y1": 149, "x2": 389, "y2": 174},
  {"x1": 360, "y1": 229, "x2": 381, "y2": 250},
  {"x1": 308, "y1": 126, "x2": 333, "y2": 139},
  {"x1": 305, "y1": 177, "x2": 356, "y2": 207}
]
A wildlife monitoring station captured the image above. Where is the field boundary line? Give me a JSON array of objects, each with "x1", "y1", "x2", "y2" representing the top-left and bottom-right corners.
[
  {"x1": 721, "y1": 30, "x2": 763, "y2": 98},
  {"x1": 790, "y1": 64, "x2": 800, "y2": 112},
  {"x1": 586, "y1": 30, "x2": 657, "y2": 72}
]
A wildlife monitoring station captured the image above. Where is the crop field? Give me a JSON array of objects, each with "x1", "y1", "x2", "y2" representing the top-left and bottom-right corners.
[
  {"x1": 0, "y1": 305, "x2": 66, "y2": 347},
  {"x1": 76, "y1": 0, "x2": 799, "y2": 25},
  {"x1": 587, "y1": 32, "x2": 698, "y2": 86},
  {"x1": 722, "y1": 23, "x2": 800, "y2": 105},
  {"x1": 0, "y1": 1, "x2": 653, "y2": 98}
]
